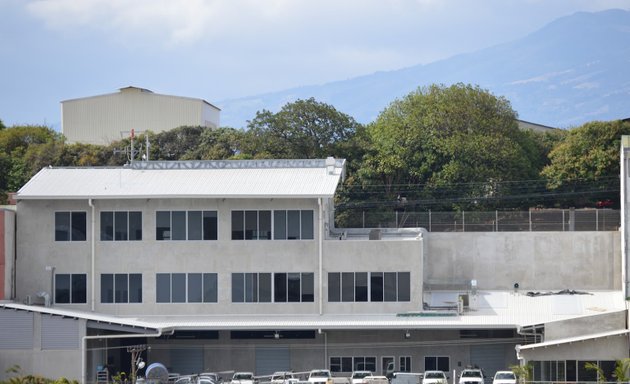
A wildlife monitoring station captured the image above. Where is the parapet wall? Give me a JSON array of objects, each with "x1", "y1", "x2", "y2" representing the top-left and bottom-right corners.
[{"x1": 425, "y1": 231, "x2": 621, "y2": 291}]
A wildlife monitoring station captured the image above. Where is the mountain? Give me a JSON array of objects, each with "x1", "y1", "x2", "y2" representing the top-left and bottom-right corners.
[{"x1": 217, "y1": 9, "x2": 630, "y2": 129}]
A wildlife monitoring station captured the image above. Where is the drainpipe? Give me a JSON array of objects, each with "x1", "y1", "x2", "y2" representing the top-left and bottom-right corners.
[
  {"x1": 81, "y1": 327, "x2": 173, "y2": 384},
  {"x1": 318, "y1": 198, "x2": 324, "y2": 315},
  {"x1": 89, "y1": 199, "x2": 96, "y2": 312}
]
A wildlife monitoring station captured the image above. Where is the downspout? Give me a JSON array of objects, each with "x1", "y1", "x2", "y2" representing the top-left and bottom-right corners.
[
  {"x1": 81, "y1": 327, "x2": 173, "y2": 384},
  {"x1": 89, "y1": 198, "x2": 96, "y2": 312},
  {"x1": 318, "y1": 198, "x2": 324, "y2": 315}
]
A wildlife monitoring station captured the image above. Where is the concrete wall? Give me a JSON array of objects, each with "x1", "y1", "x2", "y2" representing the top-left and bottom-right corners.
[
  {"x1": 425, "y1": 231, "x2": 621, "y2": 291},
  {"x1": 1, "y1": 209, "x2": 15, "y2": 300},
  {"x1": 16, "y1": 198, "x2": 423, "y2": 316},
  {"x1": 545, "y1": 311, "x2": 627, "y2": 341},
  {"x1": 519, "y1": 333, "x2": 629, "y2": 362}
]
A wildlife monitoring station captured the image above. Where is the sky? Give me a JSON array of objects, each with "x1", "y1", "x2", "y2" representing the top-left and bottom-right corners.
[{"x1": 1, "y1": 0, "x2": 629, "y2": 130}]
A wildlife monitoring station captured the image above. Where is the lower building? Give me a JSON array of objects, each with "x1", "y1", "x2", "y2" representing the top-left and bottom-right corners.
[{"x1": 0, "y1": 157, "x2": 627, "y2": 383}]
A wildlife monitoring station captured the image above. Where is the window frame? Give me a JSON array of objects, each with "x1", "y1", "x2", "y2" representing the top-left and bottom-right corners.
[
  {"x1": 55, "y1": 211, "x2": 87, "y2": 242},
  {"x1": 156, "y1": 272, "x2": 218, "y2": 303},
  {"x1": 328, "y1": 272, "x2": 411, "y2": 303},
  {"x1": 100, "y1": 273, "x2": 143, "y2": 304},
  {"x1": 232, "y1": 272, "x2": 314, "y2": 303},
  {"x1": 156, "y1": 210, "x2": 218, "y2": 241},
  {"x1": 54, "y1": 273, "x2": 87, "y2": 304},
  {"x1": 100, "y1": 211, "x2": 143, "y2": 241}
]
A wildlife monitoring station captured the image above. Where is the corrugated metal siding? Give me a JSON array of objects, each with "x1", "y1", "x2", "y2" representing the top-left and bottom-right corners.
[
  {"x1": 0, "y1": 309, "x2": 34, "y2": 349},
  {"x1": 170, "y1": 348, "x2": 203, "y2": 375},
  {"x1": 62, "y1": 90, "x2": 219, "y2": 145},
  {"x1": 255, "y1": 347, "x2": 290, "y2": 375},
  {"x1": 469, "y1": 345, "x2": 506, "y2": 383},
  {"x1": 42, "y1": 315, "x2": 80, "y2": 350}
]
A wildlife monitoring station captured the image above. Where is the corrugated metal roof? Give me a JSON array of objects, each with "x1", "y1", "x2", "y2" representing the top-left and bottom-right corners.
[
  {"x1": 1, "y1": 291, "x2": 624, "y2": 332},
  {"x1": 17, "y1": 159, "x2": 345, "y2": 200}
]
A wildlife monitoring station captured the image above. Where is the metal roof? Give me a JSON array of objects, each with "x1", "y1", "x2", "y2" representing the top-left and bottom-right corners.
[
  {"x1": 1, "y1": 291, "x2": 624, "y2": 332},
  {"x1": 17, "y1": 159, "x2": 346, "y2": 200}
]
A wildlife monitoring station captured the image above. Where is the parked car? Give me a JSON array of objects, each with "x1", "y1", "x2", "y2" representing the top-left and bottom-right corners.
[
  {"x1": 391, "y1": 372, "x2": 423, "y2": 384},
  {"x1": 308, "y1": 369, "x2": 333, "y2": 384},
  {"x1": 492, "y1": 371, "x2": 516, "y2": 384},
  {"x1": 351, "y1": 371, "x2": 373, "y2": 384},
  {"x1": 232, "y1": 372, "x2": 256, "y2": 384},
  {"x1": 364, "y1": 376, "x2": 389, "y2": 384},
  {"x1": 459, "y1": 369, "x2": 484, "y2": 384},
  {"x1": 422, "y1": 371, "x2": 447, "y2": 384},
  {"x1": 271, "y1": 372, "x2": 299, "y2": 384}
]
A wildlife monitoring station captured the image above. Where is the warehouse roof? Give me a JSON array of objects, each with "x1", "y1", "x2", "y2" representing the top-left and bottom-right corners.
[{"x1": 17, "y1": 158, "x2": 346, "y2": 200}]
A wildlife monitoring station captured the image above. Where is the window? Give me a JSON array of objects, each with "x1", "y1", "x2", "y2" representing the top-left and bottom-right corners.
[
  {"x1": 231, "y1": 210, "x2": 271, "y2": 240},
  {"x1": 330, "y1": 357, "x2": 376, "y2": 373},
  {"x1": 101, "y1": 274, "x2": 142, "y2": 303},
  {"x1": 399, "y1": 356, "x2": 411, "y2": 372},
  {"x1": 231, "y1": 209, "x2": 314, "y2": 240},
  {"x1": 101, "y1": 211, "x2": 142, "y2": 241},
  {"x1": 55, "y1": 211, "x2": 86, "y2": 241},
  {"x1": 330, "y1": 357, "x2": 353, "y2": 373},
  {"x1": 156, "y1": 273, "x2": 218, "y2": 303},
  {"x1": 328, "y1": 272, "x2": 411, "y2": 302},
  {"x1": 156, "y1": 210, "x2": 217, "y2": 240},
  {"x1": 424, "y1": 356, "x2": 449, "y2": 372},
  {"x1": 274, "y1": 210, "x2": 314, "y2": 240},
  {"x1": 55, "y1": 274, "x2": 86, "y2": 303},
  {"x1": 232, "y1": 272, "x2": 314, "y2": 303}
]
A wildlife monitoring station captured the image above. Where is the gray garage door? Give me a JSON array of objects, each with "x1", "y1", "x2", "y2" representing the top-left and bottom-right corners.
[
  {"x1": 469, "y1": 345, "x2": 505, "y2": 383},
  {"x1": 170, "y1": 348, "x2": 204, "y2": 375},
  {"x1": 255, "y1": 347, "x2": 290, "y2": 376}
]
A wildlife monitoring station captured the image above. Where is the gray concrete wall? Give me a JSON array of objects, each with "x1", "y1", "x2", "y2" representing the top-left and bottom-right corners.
[
  {"x1": 519, "y1": 333, "x2": 629, "y2": 361},
  {"x1": 425, "y1": 231, "x2": 621, "y2": 291},
  {"x1": 544, "y1": 311, "x2": 627, "y2": 341},
  {"x1": 16, "y1": 198, "x2": 423, "y2": 316}
]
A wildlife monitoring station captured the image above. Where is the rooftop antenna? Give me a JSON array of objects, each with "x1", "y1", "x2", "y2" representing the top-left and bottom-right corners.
[{"x1": 114, "y1": 129, "x2": 149, "y2": 163}]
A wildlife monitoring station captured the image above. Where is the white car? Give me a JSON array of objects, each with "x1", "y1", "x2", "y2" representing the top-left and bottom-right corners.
[
  {"x1": 459, "y1": 370, "x2": 484, "y2": 384},
  {"x1": 351, "y1": 371, "x2": 373, "y2": 384},
  {"x1": 492, "y1": 371, "x2": 516, "y2": 384},
  {"x1": 231, "y1": 372, "x2": 255, "y2": 384},
  {"x1": 422, "y1": 371, "x2": 447, "y2": 384}
]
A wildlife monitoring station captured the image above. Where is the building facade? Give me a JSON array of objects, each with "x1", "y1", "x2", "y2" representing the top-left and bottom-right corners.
[
  {"x1": 61, "y1": 86, "x2": 221, "y2": 145},
  {"x1": 0, "y1": 157, "x2": 627, "y2": 383}
]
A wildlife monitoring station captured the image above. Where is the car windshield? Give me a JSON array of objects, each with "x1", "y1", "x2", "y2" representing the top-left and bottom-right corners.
[
  {"x1": 353, "y1": 373, "x2": 371, "y2": 379},
  {"x1": 311, "y1": 372, "x2": 330, "y2": 378},
  {"x1": 495, "y1": 373, "x2": 515, "y2": 380},
  {"x1": 462, "y1": 372, "x2": 482, "y2": 378},
  {"x1": 425, "y1": 373, "x2": 444, "y2": 379},
  {"x1": 234, "y1": 374, "x2": 253, "y2": 380}
]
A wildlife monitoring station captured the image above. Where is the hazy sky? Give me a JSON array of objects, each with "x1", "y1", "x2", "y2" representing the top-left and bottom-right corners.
[{"x1": 1, "y1": 0, "x2": 628, "y2": 129}]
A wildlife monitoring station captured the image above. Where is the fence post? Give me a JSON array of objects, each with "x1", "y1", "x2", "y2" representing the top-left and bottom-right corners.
[
  {"x1": 529, "y1": 210, "x2": 532, "y2": 232},
  {"x1": 429, "y1": 210, "x2": 432, "y2": 232},
  {"x1": 596, "y1": 208, "x2": 599, "y2": 231},
  {"x1": 462, "y1": 211, "x2": 465, "y2": 232},
  {"x1": 496, "y1": 210, "x2": 498, "y2": 232},
  {"x1": 362, "y1": 210, "x2": 365, "y2": 229},
  {"x1": 562, "y1": 210, "x2": 565, "y2": 231}
]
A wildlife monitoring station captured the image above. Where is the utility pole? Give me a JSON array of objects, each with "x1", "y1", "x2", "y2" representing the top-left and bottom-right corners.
[{"x1": 127, "y1": 344, "x2": 147, "y2": 383}]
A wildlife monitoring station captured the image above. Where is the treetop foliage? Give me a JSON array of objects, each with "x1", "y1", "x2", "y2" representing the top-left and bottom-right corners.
[{"x1": 0, "y1": 84, "x2": 625, "y2": 212}]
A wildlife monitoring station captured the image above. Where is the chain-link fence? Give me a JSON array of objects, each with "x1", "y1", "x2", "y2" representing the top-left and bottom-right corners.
[{"x1": 337, "y1": 209, "x2": 620, "y2": 232}]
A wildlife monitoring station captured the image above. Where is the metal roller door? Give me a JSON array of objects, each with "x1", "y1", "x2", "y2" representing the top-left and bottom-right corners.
[
  {"x1": 0, "y1": 309, "x2": 33, "y2": 349},
  {"x1": 170, "y1": 348, "x2": 204, "y2": 375},
  {"x1": 42, "y1": 315, "x2": 79, "y2": 349},
  {"x1": 255, "y1": 347, "x2": 290, "y2": 376},
  {"x1": 469, "y1": 345, "x2": 505, "y2": 383}
]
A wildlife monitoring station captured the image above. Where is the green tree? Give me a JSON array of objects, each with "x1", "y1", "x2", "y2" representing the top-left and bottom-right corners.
[
  {"x1": 541, "y1": 119, "x2": 630, "y2": 207},
  {"x1": 180, "y1": 127, "x2": 246, "y2": 160},
  {"x1": 244, "y1": 98, "x2": 361, "y2": 159},
  {"x1": 355, "y1": 83, "x2": 543, "y2": 211}
]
